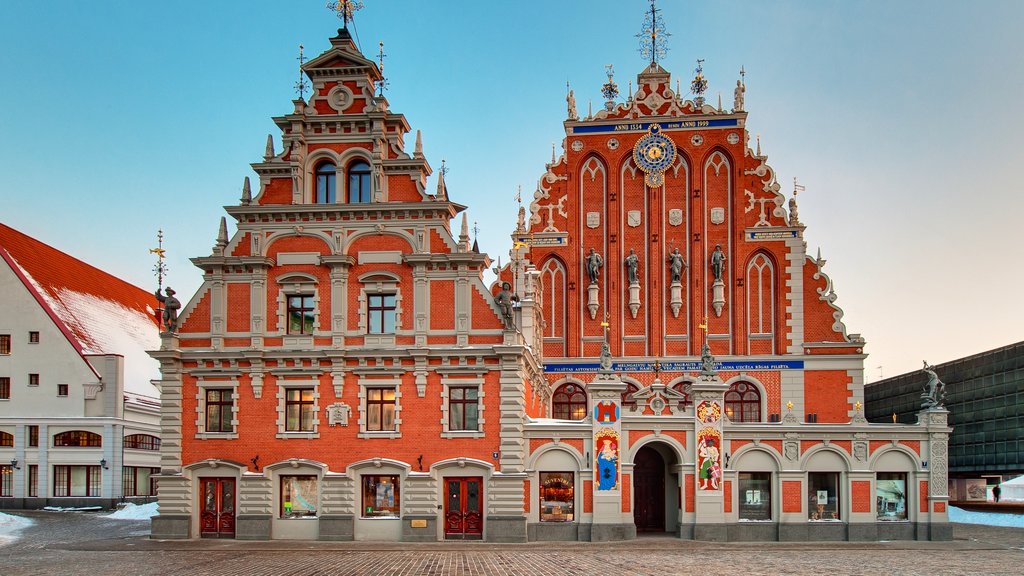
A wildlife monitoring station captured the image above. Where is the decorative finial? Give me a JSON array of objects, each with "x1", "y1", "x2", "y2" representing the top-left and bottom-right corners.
[
  {"x1": 149, "y1": 229, "x2": 167, "y2": 292},
  {"x1": 566, "y1": 81, "x2": 578, "y2": 121},
  {"x1": 264, "y1": 134, "x2": 275, "y2": 160},
  {"x1": 328, "y1": 0, "x2": 363, "y2": 31},
  {"x1": 755, "y1": 134, "x2": 761, "y2": 156},
  {"x1": 628, "y1": 80, "x2": 633, "y2": 100},
  {"x1": 587, "y1": 99, "x2": 593, "y2": 119},
  {"x1": 637, "y1": 0, "x2": 669, "y2": 66},
  {"x1": 854, "y1": 401, "x2": 862, "y2": 412},
  {"x1": 414, "y1": 130, "x2": 423, "y2": 158},
  {"x1": 240, "y1": 176, "x2": 252, "y2": 205},
  {"x1": 717, "y1": 92, "x2": 722, "y2": 112},
  {"x1": 787, "y1": 401, "x2": 794, "y2": 412},
  {"x1": 691, "y1": 59, "x2": 708, "y2": 108},
  {"x1": 676, "y1": 79, "x2": 681, "y2": 99},
  {"x1": 294, "y1": 44, "x2": 309, "y2": 100},
  {"x1": 601, "y1": 65, "x2": 619, "y2": 111},
  {"x1": 375, "y1": 41, "x2": 389, "y2": 97},
  {"x1": 550, "y1": 143, "x2": 556, "y2": 165}
]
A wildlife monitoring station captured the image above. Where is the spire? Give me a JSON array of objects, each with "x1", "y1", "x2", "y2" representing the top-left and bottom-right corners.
[
  {"x1": 637, "y1": 0, "x2": 670, "y2": 66},
  {"x1": 471, "y1": 220, "x2": 480, "y2": 253},
  {"x1": 435, "y1": 159, "x2": 448, "y2": 199},
  {"x1": 375, "y1": 41, "x2": 389, "y2": 97},
  {"x1": 717, "y1": 92, "x2": 722, "y2": 112},
  {"x1": 264, "y1": 134, "x2": 275, "y2": 160},
  {"x1": 214, "y1": 217, "x2": 228, "y2": 254},
  {"x1": 240, "y1": 176, "x2": 252, "y2": 205},
  {"x1": 550, "y1": 143, "x2": 556, "y2": 165},
  {"x1": 459, "y1": 213, "x2": 470, "y2": 252},
  {"x1": 756, "y1": 134, "x2": 762, "y2": 156},
  {"x1": 413, "y1": 130, "x2": 423, "y2": 158}
]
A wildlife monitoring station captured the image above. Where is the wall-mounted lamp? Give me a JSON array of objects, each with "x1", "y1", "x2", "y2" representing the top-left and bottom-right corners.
[
  {"x1": 9, "y1": 459, "x2": 19, "y2": 470},
  {"x1": 100, "y1": 458, "x2": 108, "y2": 469},
  {"x1": 724, "y1": 453, "x2": 731, "y2": 468},
  {"x1": 250, "y1": 455, "x2": 261, "y2": 472}
]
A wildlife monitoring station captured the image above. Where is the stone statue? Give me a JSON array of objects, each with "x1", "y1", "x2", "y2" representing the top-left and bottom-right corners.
[
  {"x1": 921, "y1": 360, "x2": 946, "y2": 409},
  {"x1": 625, "y1": 249, "x2": 639, "y2": 284},
  {"x1": 155, "y1": 287, "x2": 181, "y2": 333},
  {"x1": 733, "y1": 79, "x2": 745, "y2": 112},
  {"x1": 789, "y1": 195, "x2": 801, "y2": 226},
  {"x1": 586, "y1": 248, "x2": 603, "y2": 285},
  {"x1": 667, "y1": 248, "x2": 686, "y2": 283},
  {"x1": 700, "y1": 342, "x2": 717, "y2": 376},
  {"x1": 710, "y1": 244, "x2": 727, "y2": 282},
  {"x1": 495, "y1": 281, "x2": 518, "y2": 330},
  {"x1": 567, "y1": 88, "x2": 578, "y2": 121},
  {"x1": 599, "y1": 339, "x2": 613, "y2": 372}
]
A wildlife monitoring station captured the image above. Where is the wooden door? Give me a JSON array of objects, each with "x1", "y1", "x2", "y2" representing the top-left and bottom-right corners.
[
  {"x1": 200, "y1": 477, "x2": 236, "y2": 538},
  {"x1": 444, "y1": 477, "x2": 483, "y2": 539},
  {"x1": 633, "y1": 446, "x2": 666, "y2": 532}
]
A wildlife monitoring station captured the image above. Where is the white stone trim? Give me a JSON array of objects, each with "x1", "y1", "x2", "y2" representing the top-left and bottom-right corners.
[
  {"x1": 194, "y1": 377, "x2": 239, "y2": 440},
  {"x1": 440, "y1": 376, "x2": 485, "y2": 439}
]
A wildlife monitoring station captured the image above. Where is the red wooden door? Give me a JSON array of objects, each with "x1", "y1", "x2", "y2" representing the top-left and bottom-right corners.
[
  {"x1": 444, "y1": 477, "x2": 483, "y2": 539},
  {"x1": 633, "y1": 446, "x2": 666, "y2": 532},
  {"x1": 200, "y1": 477, "x2": 236, "y2": 538}
]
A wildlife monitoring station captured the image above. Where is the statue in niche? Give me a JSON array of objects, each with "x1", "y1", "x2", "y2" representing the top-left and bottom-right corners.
[
  {"x1": 921, "y1": 360, "x2": 946, "y2": 409},
  {"x1": 667, "y1": 248, "x2": 686, "y2": 283},
  {"x1": 495, "y1": 282, "x2": 519, "y2": 330},
  {"x1": 586, "y1": 248, "x2": 604, "y2": 285},
  {"x1": 155, "y1": 287, "x2": 181, "y2": 332},
  {"x1": 625, "y1": 249, "x2": 639, "y2": 284},
  {"x1": 710, "y1": 244, "x2": 727, "y2": 282}
]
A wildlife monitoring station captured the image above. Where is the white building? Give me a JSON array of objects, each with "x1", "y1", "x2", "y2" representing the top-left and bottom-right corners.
[{"x1": 0, "y1": 223, "x2": 161, "y2": 508}]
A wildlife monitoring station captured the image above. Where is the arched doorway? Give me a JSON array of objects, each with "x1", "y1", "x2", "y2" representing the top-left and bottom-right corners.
[{"x1": 633, "y1": 445, "x2": 666, "y2": 532}]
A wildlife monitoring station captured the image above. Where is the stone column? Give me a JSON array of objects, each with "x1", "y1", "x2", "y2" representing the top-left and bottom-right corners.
[
  {"x1": 923, "y1": 408, "x2": 952, "y2": 541},
  {"x1": 588, "y1": 372, "x2": 632, "y2": 541},
  {"x1": 691, "y1": 373, "x2": 729, "y2": 541}
]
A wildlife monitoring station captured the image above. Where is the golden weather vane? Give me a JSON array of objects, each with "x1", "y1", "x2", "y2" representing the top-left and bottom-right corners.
[
  {"x1": 149, "y1": 229, "x2": 167, "y2": 291},
  {"x1": 328, "y1": 0, "x2": 363, "y2": 30}
]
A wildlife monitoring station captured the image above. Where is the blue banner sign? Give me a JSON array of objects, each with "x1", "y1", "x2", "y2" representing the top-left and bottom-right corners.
[
  {"x1": 571, "y1": 118, "x2": 740, "y2": 135},
  {"x1": 543, "y1": 360, "x2": 804, "y2": 374}
]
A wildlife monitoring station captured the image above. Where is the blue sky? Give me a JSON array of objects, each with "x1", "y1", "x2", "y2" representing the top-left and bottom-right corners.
[{"x1": 2, "y1": 1, "x2": 1022, "y2": 381}]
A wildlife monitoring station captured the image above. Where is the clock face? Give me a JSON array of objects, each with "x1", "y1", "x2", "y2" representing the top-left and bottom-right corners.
[{"x1": 633, "y1": 127, "x2": 676, "y2": 176}]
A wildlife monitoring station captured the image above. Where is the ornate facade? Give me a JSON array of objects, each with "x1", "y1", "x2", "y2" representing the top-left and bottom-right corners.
[{"x1": 151, "y1": 15, "x2": 952, "y2": 542}]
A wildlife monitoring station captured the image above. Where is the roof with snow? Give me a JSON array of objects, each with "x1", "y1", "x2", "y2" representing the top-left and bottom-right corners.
[{"x1": 0, "y1": 223, "x2": 161, "y2": 398}]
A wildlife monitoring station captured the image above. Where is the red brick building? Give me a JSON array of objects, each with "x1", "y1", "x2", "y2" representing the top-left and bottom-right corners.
[{"x1": 152, "y1": 16, "x2": 952, "y2": 542}]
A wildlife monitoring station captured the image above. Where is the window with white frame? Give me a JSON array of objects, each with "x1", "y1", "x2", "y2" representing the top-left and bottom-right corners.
[
  {"x1": 195, "y1": 379, "x2": 239, "y2": 439},
  {"x1": 359, "y1": 378, "x2": 401, "y2": 438},
  {"x1": 441, "y1": 377, "x2": 484, "y2": 436},
  {"x1": 358, "y1": 273, "x2": 402, "y2": 343},
  {"x1": 275, "y1": 381, "x2": 319, "y2": 438},
  {"x1": 281, "y1": 475, "x2": 319, "y2": 518},
  {"x1": 277, "y1": 275, "x2": 319, "y2": 337}
]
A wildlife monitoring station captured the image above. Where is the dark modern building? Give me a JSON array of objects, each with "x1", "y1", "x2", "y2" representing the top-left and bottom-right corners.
[{"x1": 865, "y1": 342, "x2": 1024, "y2": 500}]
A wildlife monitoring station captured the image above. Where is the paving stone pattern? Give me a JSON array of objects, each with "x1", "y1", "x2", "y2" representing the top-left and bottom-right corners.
[{"x1": 2, "y1": 511, "x2": 1023, "y2": 576}]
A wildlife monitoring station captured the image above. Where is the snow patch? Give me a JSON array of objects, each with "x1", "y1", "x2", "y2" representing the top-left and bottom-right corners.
[
  {"x1": 42, "y1": 506, "x2": 103, "y2": 512},
  {"x1": 0, "y1": 511, "x2": 33, "y2": 546},
  {"x1": 104, "y1": 502, "x2": 158, "y2": 520},
  {"x1": 949, "y1": 506, "x2": 1024, "y2": 528}
]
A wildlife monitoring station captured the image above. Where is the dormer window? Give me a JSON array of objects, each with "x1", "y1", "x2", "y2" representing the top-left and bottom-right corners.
[
  {"x1": 315, "y1": 161, "x2": 336, "y2": 203},
  {"x1": 348, "y1": 160, "x2": 371, "y2": 203}
]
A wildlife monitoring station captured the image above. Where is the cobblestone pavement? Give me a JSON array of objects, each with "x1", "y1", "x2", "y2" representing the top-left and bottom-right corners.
[{"x1": 2, "y1": 511, "x2": 1023, "y2": 576}]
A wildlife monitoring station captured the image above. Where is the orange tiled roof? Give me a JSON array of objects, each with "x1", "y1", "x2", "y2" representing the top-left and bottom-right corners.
[{"x1": 0, "y1": 222, "x2": 161, "y2": 396}]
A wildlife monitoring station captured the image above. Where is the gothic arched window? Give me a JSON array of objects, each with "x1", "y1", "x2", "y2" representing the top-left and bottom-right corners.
[
  {"x1": 552, "y1": 383, "x2": 587, "y2": 420},
  {"x1": 724, "y1": 381, "x2": 761, "y2": 422},
  {"x1": 315, "y1": 161, "x2": 336, "y2": 203},
  {"x1": 348, "y1": 160, "x2": 372, "y2": 203}
]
